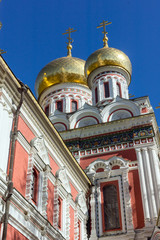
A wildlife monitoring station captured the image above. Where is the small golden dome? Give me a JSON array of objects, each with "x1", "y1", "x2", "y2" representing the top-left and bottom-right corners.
[
  {"x1": 35, "y1": 56, "x2": 87, "y2": 97},
  {"x1": 85, "y1": 47, "x2": 132, "y2": 81}
]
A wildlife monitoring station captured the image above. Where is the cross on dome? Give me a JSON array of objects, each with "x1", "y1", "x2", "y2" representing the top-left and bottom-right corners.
[
  {"x1": 62, "y1": 27, "x2": 77, "y2": 57},
  {"x1": 0, "y1": 21, "x2": 6, "y2": 55},
  {"x1": 97, "y1": 20, "x2": 112, "y2": 48}
]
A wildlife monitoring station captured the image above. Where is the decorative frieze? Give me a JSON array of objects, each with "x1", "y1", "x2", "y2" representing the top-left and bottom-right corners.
[
  {"x1": 72, "y1": 138, "x2": 153, "y2": 158},
  {"x1": 65, "y1": 125, "x2": 154, "y2": 154}
]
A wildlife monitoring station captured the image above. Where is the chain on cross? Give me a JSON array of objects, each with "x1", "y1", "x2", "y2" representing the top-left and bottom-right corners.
[{"x1": 97, "y1": 20, "x2": 112, "y2": 47}]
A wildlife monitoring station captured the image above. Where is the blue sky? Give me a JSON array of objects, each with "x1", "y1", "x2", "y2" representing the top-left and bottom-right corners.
[{"x1": 1, "y1": 0, "x2": 160, "y2": 125}]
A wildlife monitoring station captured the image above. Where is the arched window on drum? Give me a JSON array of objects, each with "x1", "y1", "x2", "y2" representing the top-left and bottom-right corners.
[{"x1": 116, "y1": 82, "x2": 122, "y2": 97}]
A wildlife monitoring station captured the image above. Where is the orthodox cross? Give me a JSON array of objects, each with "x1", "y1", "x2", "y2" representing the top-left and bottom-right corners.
[
  {"x1": 0, "y1": 22, "x2": 6, "y2": 54},
  {"x1": 97, "y1": 20, "x2": 112, "y2": 47},
  {"x1": 62, "y1": 27, "x2": 77, "y2": 57}
]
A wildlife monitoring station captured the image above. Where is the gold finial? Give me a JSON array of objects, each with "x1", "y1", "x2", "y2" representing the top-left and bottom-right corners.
[
  {"x1": 97, "y1": 20, "x2": 112, "y2": 48},
  {"x1": 62, "y1": 27, "x2": 77, "y2": 57},
  {"x1": 0, "y1": 22, "x2": 6, "y2": 55}
]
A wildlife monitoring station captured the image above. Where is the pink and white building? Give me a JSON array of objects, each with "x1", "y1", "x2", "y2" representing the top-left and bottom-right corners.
[{"x1": 0, "y1": 30, "x2": 160, "y2": 240}]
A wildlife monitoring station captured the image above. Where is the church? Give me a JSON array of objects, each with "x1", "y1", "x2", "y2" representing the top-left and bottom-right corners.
[{"x1": 0, "y1": 20, "x2": 160, "y2": 240}]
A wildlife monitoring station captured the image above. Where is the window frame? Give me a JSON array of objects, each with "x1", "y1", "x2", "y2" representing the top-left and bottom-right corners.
[{"x1": 96, "y1": 176, "x2": 125, "y2": 236}]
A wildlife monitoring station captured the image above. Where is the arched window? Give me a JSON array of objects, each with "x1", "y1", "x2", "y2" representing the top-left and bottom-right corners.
[
  {"x1": 116, "y1": 82, "x2": 122, "y2": 97},
  {"x1": 103, "y1": 184, "x2": 121, "y2": 231},
  {"x1": 71, "y1": 100, "x2": 78, "y2": 112},
  {"x1": 44, "y1": 105, "x2": 49, "y2": 117},
  {"x1": 104, "y1": 82, "x2": 110, "y2": 98},
  {"x1": 56, "y1": 100, "x2": 63, "y2": 112},
  {"x1": 31, "y1": 168, "x2": 39, "y2": 204}
]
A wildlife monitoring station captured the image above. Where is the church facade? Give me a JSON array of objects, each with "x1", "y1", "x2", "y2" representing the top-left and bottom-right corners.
[{"x1": 0, "y1": 23, "x2": 160, "y2": 239}]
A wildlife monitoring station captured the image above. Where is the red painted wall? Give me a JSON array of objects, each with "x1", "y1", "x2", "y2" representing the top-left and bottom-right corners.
[
  {"x1": 70, "y1": 206, "x2": 74, "y2": 240},
  {"x1": 12, "y1": 141, "x2": 28, "y2": 197},
  {"x1": 17, "y1": 116, "x2": 35, "y2": 143},
  {"x1": 70, "y1": 182, "x2": 78, "y2": 201},
  {"x1": 7, "y1": 224, "x2": 28, "y2": 240},
  {"x1": 47, "y1": 180, "x2": 54, "y2": 225},
  {"x1": 128, "y1": 169, "x2": 144, "y2": 229},
  {"x1": 80, "y1": 149, "x2": 137, "y2": 169},
  {"x1": 49, "y1": 154, "x2": 59, "y2": 175}
]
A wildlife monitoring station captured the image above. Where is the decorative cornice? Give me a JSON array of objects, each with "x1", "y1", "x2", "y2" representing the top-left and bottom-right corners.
[{"x1": 65, "y1": 125, "x2": 154, "y2": 153}]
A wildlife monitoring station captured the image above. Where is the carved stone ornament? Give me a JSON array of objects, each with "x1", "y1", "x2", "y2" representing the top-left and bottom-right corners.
[
  {"x1": 76, "y1": 191, "x2": 88, "y2": 215},
  {"x1": 55, "y1": 166, "x2": 71, "y2": 194},
  {"x1": 30, "y1": 136, "x2": 50, "y2": 165}
]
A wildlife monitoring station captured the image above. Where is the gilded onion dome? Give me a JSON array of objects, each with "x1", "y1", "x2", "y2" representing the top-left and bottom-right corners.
[
  {"x1": 85, "y1": 47, "x2": 132, "y2": 82},
  {"x1": 35, "y1": 56, "x2": 87, "y2": 98},
  {"x1": 85, "y1": 20, "x2": 132, "y2": 84}
]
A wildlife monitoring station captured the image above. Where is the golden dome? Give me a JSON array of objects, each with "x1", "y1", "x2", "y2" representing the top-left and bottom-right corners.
[
  {"x1": 85, "y1": 47, "x2": 132, "y2": 81},
  {"x1": 35, "y1": 56, "x2": 87, "y2": 97}
]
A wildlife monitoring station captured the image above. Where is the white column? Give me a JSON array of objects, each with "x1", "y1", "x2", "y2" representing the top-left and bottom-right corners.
[
  {"x1": 81, "y1": 96, "x2": 86, "y2": 108},
  {"x1": 148, "y1": 147, "x2": 160, "y2": 210},
  {"x1": 112, "y1": 76, "x2": 117, "y2": 98},
  {"x1": 89, "y1": 186, "x2": 97, "y2": 240},
  {"x1": 122, "y1": 167, "x2": 134, "y2": 230},
  {"x1": 82, "y1": 217, "x2": 88, "y2": 240},
  {"x1": 136, "y1": 149, "x2": 150, "y2": 221},
  {"x1": 142, "y1": 148, "x2": 157, "y2": 219},
  {"x1": 65, "y1": 96, "x2": 70, "y2": 113},
  {"x1": 97, "y1": 80, "x2": 101, "y2": 102},
  {"x1": 50, "y1": 98, "x2": 55, "y2": 114},
  {"x1": 78, "y1": 99, "x2": 81, "y2": 109}
]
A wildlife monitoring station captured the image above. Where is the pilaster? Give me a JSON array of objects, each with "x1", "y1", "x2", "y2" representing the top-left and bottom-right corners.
[
  {"x1": 136, "y1": 148, "x2": 150, "y2": 223},
  {"x1": 142, "y1": 148, "x2": 157, "y2": 221},
  {"x1": 89, "y1": 186, "x2": 98, "y2": 240},
  {"x1": 122, "y1": 167, "x2": 134, "y2": 231},
  {"x1": 148, "y1": 146, "x2": 160, "y2": 210}
]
